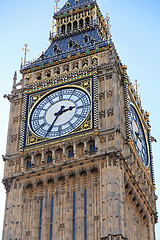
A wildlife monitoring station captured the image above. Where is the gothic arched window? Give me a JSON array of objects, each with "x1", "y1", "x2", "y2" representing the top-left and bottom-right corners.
[
  {"x1": 85, "y1": 17, "x2": 90, "y2": 27},
  {"x1": 79, "y1": 19, "x2": 83, "y2": 29},
  {"x1": 55, "y1": 67, "x2": 60, "y2": 74},
  {"x1": 84, "y1": 35, "x2": 90, "y2": 44},
  {"x1": 26, "y1": 156, "x2": 32, "y2": 169},
  {"x1": 67, "y1": 145, "x2": 74, "y2": 158},
  {"x1": 61, "y1": 24, "x2": 65, "y2": 34},
  {"x1": 46, "y1": 151, "x2": 53, "y2": 163},
  {"x1": 88, "y1": 140, "x2": 96, "y2": 153},
  {"x1": 67, "y1": 23, "x2": 71, "y2": 32},
  {"x1": 73, "y1": 21, "x2": 77, "y2": 30}
]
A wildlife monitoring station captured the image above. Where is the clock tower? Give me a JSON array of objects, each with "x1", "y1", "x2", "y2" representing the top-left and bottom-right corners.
[{"x1": 2, "y1": 0, "x2": 157, "y2": 239}]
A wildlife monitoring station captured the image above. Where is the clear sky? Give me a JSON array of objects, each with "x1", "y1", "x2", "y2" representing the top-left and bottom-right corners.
[{"x1": 0, "y1": 0, "x2": 159, "y2": 238}]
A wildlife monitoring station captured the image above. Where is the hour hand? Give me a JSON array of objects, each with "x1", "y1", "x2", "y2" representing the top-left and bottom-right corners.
[
  {"x1": 60, "y1": 106, "x2": 75, "y2": 114},
  {"x1": 54, "y1": 106, "x2": 65, "y2": 116},
  {"x1": 135, "y1": 131, "x2": 142, "y2": 142}
]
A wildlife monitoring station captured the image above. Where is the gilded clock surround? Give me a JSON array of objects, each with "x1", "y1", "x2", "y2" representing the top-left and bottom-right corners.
[
  {"x1": 20, "y1": 70, "x2": 98, "y2": 150},
  {"x1": 2, "y1": 0, "x2": 157, "y2": 239}
]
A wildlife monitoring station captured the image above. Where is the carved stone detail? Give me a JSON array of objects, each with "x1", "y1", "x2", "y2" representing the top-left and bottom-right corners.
[
  {"x1": 99, "y1": 136, "x2": 106, "y2": 143},
  {"x1": 107, "y1": 108, "x2": 113, "y2": 117},
  {"x1": 99, "y1": 92, "x2": 105, "y2": 100},
  {"x1": 99, "y1": 76, "x2": 105, "y2": 82},
  {"x1": 108, "y1": 134, "x2": 115, "y2": 141},
  {"x1": 11, "y1": 134, "x2": 18, "y2": 142},
  {"x1": 99, "y1": 110, "x2": 106, "y2": 118},
  {"x1": 106, "y1": 90, "x2": 113, "y2": 98},
  {"x1": 13, "y1": 116, "x2": 19, "y2": 124}
]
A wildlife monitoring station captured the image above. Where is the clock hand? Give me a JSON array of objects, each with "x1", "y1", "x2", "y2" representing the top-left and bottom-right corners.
[
  {"x1": 135, "y1": 131, "x2": 142, "y2": 142},
  {"x1": 45, "y1": 106, "x2": 65, "y2": 137},
  {"x1": 54, "y1": 106, "x2": 65, "y2": 116},
  {"x1": 60, "y1": 106, "x2": 75, "y2": 115}
]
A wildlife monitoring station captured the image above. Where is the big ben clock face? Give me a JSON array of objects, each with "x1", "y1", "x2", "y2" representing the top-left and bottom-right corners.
[
  {"x1": 130, "y1": 103, "x2": 149, "y2": 167},
  {"x1": 29, "y1": 86, "x2": 91, "y2": 139}
]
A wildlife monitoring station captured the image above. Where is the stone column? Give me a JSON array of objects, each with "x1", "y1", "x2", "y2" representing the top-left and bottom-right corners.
[
  {"x1": 63, "y1": 144, "x2": 66, "y2": 162},
  {"x1": 42, "y1": 148, "x2": 45, "y2": 164},
  {"x1": 73, "y1": 140, "x2": 77, "y2": 160},
  {"x1": 52, "y1": 146, "x2": 56, "y2": 165},
  {"x1": 31, "y1": 151, "x2": 34, "y2": 167},
  {"x1": 51, "y1": 67, "x2": 54, "y2": 77},
  {"x1": 21, "y1": 155, "x2": 24, "y2": 172},
  {"x1": 84, "y1": 138, "x2": 87, "y2": 155}
]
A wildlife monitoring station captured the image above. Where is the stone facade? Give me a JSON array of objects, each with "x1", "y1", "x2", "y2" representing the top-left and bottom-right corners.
[{"x1": 2, "y1": 0, "x2": 157, "y2": 239}]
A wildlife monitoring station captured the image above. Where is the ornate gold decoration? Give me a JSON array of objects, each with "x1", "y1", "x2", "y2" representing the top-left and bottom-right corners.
[
  {"x1": 29, "y1": 137, "x2": 36, "y2": 143},
  {"x1": 32, "y1": 96, "x2": 38, "y2": 101}
]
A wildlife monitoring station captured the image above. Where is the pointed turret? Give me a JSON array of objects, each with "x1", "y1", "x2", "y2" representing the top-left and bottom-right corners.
[{"x1": 12, "y1": 71, "x2": 17, "y2": 91}]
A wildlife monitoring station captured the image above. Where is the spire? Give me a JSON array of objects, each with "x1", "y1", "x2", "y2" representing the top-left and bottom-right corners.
[{"x1": 12, "y1": 71, "x2": 17, "y2": 91}]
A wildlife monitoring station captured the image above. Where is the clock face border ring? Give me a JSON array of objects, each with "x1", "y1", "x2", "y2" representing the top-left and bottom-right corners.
[
  {"x1": 28, "y1": 85, "x2": 92, "y2": 139},
  {"x1": 129, "y1": 102, "x2": 150, "y2": 168}
]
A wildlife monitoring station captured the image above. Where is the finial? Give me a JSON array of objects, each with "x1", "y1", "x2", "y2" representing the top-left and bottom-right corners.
[
  {"x1": 134, "y1": 79, "x2": 139, "y2": 92},
  {"x1": 12, "y1": 71, "x2": 17, "y2": 91},
  {"x1": 52, "y1": 0, "x2": 60, "y2": 34},
  {"x1": 22, "y1": 44, "x2": 29, "y2": 64},
  {"x1": 105, "y1": 13, "x2": 111, "y2": 28},
  {"x1": 55, "y1": 0, "x2": 60, "y2": 12}
]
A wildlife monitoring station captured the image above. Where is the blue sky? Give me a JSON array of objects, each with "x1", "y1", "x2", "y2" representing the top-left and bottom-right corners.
[{"x1": 0, "y1": 0, "x2": 160, "y2": 238}]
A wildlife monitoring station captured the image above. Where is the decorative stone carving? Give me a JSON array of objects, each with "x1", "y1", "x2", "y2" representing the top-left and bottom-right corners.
[
  {"x1": 108, "y1": 134, "x2": 114, "y2": 141},
  {"x1": 107, "y1": 108, "x2": 113, "y2": 117},
  {"x1": 98, "y1": 76, "x2": 104, "y2": 82},
  {"x1": 106, "y1": 90, "x2": 113, "y2": 98},
  {"x1": 13, "y1": 116, "x2": 19, "y2": 124},
  {"x1": 99, "y1": 92, "x2": 105, "y2": 100},
  {"x1": 99, "y1": 110, "x2": 106, "y2": 118},
  {"x1": 11, "y1": 134, "x2": 18, "y2": 142}
]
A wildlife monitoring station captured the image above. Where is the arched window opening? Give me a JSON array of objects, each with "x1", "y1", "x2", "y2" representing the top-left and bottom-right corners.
[
  {"x1": 68, "y1": 39, "x2": 74, "y2": 48},
  {"x1": 84, "y1": 35, "x2": 89, "y2": 44},
  {"x1": 82, "y1": 59, "x2": 88, "y2": 67},
  {"x1": 85, "y1": 17, "x2": 90, "y2": 27},
  {"x1": 89, "y1": 140, "x2": 96, "y2": 154},
  {"x1": 46, "y1": 151, "x2": 53, "y2": 163},
  {"x1": 73, "y1": 21, "x2": 77, "y2": 30},
  {"x1": 64, "y1": 64, "x2": 69, "y2": 72},
  {"x1": 79, "y1": 19, "x2": 83, "y2": 29},
  {"x1": 73, "y1": 61, "x2": 79, "y2": 69},
  {"x1": 67, "y1": 23, "x2": 71, "y2": 32},
  {"x1": 45, "y1": 70, "x2": 51, "y2": 78},
  {"x1": 36, "y1": 72, "x2": 42, "y2": 80},
  {"x1": 53, "y1": 45, "x2": 58, "y2": 53},
  {"x1": 68, "y1": 146, "x2": 74, "y2": 158},
  {"x1": 61, "y1": 24, "x2": 65, "y2": 34},
  {"x1": 55, "y1": 67, "x2": 60, "y2": 75},
  {"x1": 26, "y1": 156, "x2": 32, "y2": 169}
]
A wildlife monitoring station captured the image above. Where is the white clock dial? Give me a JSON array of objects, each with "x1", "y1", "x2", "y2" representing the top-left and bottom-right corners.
[
  {"x1": 132, "y1": 120, "x2": 142, "y2": 151},
  {"x1": 29, "y1": 86, "x2": 91, "y2": 138},
  {"x1": 130, "y1": 103, "x2": 149, "y2": 167}
]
